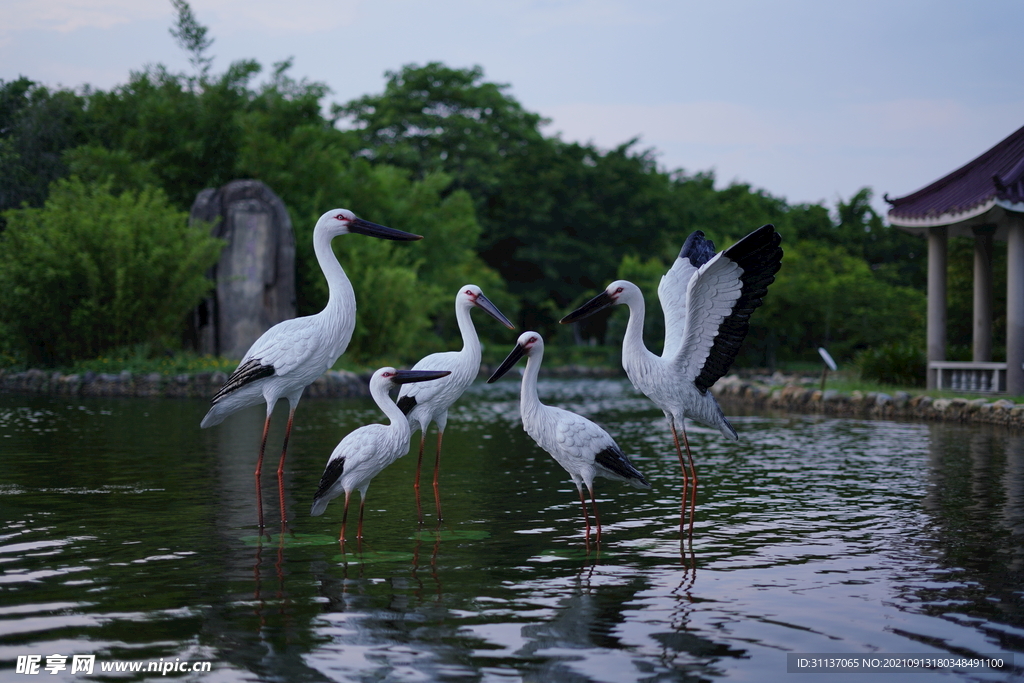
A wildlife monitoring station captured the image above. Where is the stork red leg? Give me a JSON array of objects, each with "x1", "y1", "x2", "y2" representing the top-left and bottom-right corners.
[
  {"x1": 433, "y1": 430, "x2": 444, "y2": 521},
  {"x1": 670, "y1": 421, "x2": 689, "y2": 536},
  {"x1": 255, "y1": 412, "x2": 273, "y2": 529},
  {"x1": 681, "y1": 426, "x2": 698, "y2": 540},
  {"x1": 276, "y1": 406, "x2": 296, "y2": 525},
  {"x1": 413, "y1": 432, "x2": 426, "y2": 523},
  {"x1": 589, "y1": 486, "x2": 602, "y2": 545},
  {"x1": 357, "y1": 495, "x2": 367, "y2": 539},
  {"x1": 339, "y1": 491, "x2": 350, "y2": 543},
  {"x1": 578, "y1": 486, "x2": 592, "y2": 544}
]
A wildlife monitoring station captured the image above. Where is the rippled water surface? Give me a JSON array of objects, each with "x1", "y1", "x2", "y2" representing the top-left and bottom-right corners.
[{"x1": 2, "y1": 378, "x2": 1023, "y2": 681}]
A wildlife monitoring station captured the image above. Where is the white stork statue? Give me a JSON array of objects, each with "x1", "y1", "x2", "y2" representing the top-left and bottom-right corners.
[
  {"x1": 201, "y1": 209, "x2": 422, "y2": 528},
  {"x1": 561, "y1": 224, "x2": 782, "y2": 535},
  {"x1": 397, "y1": 284, "x2": 515, "y2": 522},
  {"x1": 488, "y1": 331, "x2": 651, "y2": 545},
  {"x1": 311, "y1": 368, "x2": 451, "y2": 543}
]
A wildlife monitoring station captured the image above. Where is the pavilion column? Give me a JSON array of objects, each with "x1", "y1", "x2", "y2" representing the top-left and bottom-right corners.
[
  {"x1": 973, "y1": 225, "x2": 995, "y2": 362},
  {"x1": 1007, "y1": 217, "x2": 1024, "y2": 395},
  {"x1": 927, "y1": 226, "x2": 948, "y2": 389}
]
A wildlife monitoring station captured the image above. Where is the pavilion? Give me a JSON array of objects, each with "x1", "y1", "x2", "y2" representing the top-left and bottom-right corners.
[{"x1": 886, "y1": 124, "x2": 1024, "y2": 394}]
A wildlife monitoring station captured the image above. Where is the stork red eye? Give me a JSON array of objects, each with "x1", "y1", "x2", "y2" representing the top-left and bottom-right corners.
[
  {"x1": 615, "y1": 287, "x2": 624, "y2": 294},
  {"x1": 335, "y1": 214, "x2": 348, "y2": 221}
]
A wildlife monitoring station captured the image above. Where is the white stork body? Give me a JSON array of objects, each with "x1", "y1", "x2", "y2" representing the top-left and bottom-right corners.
[
  {"x1": 397, "y1": 285, "x2": 514, "y2": 521},
  {"x1": 311, "y1": 368, "x2": 450, "y2": 542},
  {"x1": 200, "y1": 209, "x2": 422, "y2": 528},
  {"x1": 488, "y1": 332, "x2": 650, "y2": 544},
  {"x1": 561, "y1": 224, "x2": 782, "y2": 534}
]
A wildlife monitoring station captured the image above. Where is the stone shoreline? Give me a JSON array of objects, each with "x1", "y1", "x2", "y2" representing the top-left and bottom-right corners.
[
  {"x1": 4, "y1": 366, "x2": 1022, "y2": 429},
  {"x1": 0, "y1": 368, "x2": 370, "y2": 399},
  {"x1": 0, "y1": 363, "x2": 623, "y2": 400},
  {"x1": 710, "y1": 374, "x2": 1024, "y2": 429}
]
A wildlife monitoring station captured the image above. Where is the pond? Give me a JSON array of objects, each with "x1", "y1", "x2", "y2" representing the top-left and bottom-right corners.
[{"x1": 1, "y1": 377, "x2": 1022, "y2": 682}]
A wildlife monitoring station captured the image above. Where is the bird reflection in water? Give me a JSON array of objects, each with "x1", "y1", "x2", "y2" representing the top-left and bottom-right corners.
[
  {"x1": 252, "y1": 523, "x2": 291, "y2": 636},
  {"x1": 411, "y1": 532, "x2": 443, "y2": 604}
]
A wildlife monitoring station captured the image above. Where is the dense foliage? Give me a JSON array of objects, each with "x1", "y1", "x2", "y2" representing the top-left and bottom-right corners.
[
  {"x1": 856, "y1": 342, "x2": 927, "y2": 387},
  {"x1": 0, "y1": 178, "x2": 223, "y2": 365},
  {"x1": 0, "y1": 1, "x2": 938, "y2": 376}
]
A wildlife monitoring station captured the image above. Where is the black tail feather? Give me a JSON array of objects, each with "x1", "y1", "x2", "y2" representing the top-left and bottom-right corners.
[
  {"x1": 211, "y1": 357, "x2": 275, "y2": 404},
  {"x1": 595, "y1": 446, "x2": 651, "y2": 488}
]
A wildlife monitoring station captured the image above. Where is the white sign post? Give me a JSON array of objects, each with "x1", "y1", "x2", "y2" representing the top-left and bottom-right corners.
[{"x1": 818, "y1": 347, "x2": 838, "y2": 391}]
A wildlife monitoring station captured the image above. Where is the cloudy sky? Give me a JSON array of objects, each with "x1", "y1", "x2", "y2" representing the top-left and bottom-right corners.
[{"x1": 3, "y1": 0, "x2": 1023, "y2": 217}]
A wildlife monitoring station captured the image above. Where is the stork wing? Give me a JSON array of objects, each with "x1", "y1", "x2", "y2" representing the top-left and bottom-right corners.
[
  {"x1": 659, "y1": 231, "x2": 717, "y2": 359},
  {"x1": 673, "y1": 224, "x2": 782, "y2": 392},
  {"x1": 211, "y1": 317, "x2": 325, "y2": 403},
  {"x1": 240, "y1": 316, "x2": 326, "y2": 377},
  {"x1": 553, "y1": 408, "x2": 615, "y2": 453},
  {"x1": 544, "y1": 407, "x2": 616, "y2": 478}
]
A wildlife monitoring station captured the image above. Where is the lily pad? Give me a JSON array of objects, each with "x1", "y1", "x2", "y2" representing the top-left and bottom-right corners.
[
  {"x1": 529, "y1": 547, "x2": 610, "y2": 562},
  {"x1": 241, "y1": 533, "x2": 342, "y2": 547},
  {"x1": 329, "y1": 549, "x2": 415, "y2": 564},
  {"x1": 411, "y1": 528, "x2": 491, "y2": 541}
]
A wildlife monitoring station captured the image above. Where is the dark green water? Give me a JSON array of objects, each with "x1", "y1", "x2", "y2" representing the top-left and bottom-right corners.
[{"x1": 1, "y1": 378, "x2": 1022, "y2": 681}]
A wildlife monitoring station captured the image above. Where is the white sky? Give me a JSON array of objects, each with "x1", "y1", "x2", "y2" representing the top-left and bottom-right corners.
[{"x1": 3, "y1": 0, "x2": 1023, "y2": 218}]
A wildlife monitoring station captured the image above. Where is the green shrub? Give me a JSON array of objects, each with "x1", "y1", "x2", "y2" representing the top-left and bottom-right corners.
[
  {"x1": 856, "y1": 342, "x2": 926, "y2": 387},
  {"x1": 0, "y1": 178, "x2": 224, "y2": 365}
]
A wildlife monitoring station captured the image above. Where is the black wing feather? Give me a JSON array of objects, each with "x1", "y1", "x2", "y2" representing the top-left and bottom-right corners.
[
  {"x1": 694, "y1": 224, "x2": 783, "y2": 394},
  {"x1": 210, "y1": 357, "x2": 275, "y2": 404},
  {"x1": 313, "y1": 457, "x2": 346, "y2": 502},
  {"x1": 680, "y1": 230, "x2": 717, "y2": 268},
  {"x1": 594, "y1": 446, "x2": 651, "y2": 488}
]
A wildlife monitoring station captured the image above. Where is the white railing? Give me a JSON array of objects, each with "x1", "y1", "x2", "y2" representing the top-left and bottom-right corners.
[{"x1": 929, "y1": 361, "x2": 1007, "y2": 393}]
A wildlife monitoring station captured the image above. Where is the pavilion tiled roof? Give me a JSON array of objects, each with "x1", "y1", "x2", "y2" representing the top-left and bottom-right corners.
[{"x1": 887, "y1": 124, "x2": 1024, "y2": 227}]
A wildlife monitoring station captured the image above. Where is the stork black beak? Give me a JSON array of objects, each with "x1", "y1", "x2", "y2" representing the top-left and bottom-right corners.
[
  {"x1": 559, "y1": 291, "x2": 615, "y2": 324},
  {"x1": 487, "y1": 343, "x2": 526, "y2": 383},
  {"x1": 393, "y1": 370, "x2": 450, "y2": 385},
  {"x1": 475, "y1": 292, "x2": 515, "y2": 330},
  {"x1": 350, "y1": 218, "x2": 422, "y2": 241}
]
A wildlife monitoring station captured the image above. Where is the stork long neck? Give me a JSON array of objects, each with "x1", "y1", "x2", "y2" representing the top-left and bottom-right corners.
[
  {"x1": 373, "y1": 381, "x2": 410, "y2": 433},
  {"x1": 620, "y1": 294, "x2": 660, "y2": 379},
  {"x1": 455, "y1": 302, "x2": 481, "y2": 361},
  {"x1": 621, "y1": 296, "x2": 651, "y2": 358},
  {"x1": 519, "y1": 348, "x2": 544, "y2": 422},
  {"x1": 314, "y1": 227, "x2": 354, "y2": 317}
]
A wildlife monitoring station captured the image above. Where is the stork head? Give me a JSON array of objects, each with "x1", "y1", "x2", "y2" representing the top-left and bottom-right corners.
[
  {"x1": 316, "y1": 209, "x2": 422, "y2": 241},
  {"x1": 559, "y1": 280, "x2": 636, "y2": 324},
  {"x1": 372, "y1": 367, "x2": 451, "y2": 391},
  {"x1": 457, "y1": 285, "x2": 515, "y2": 329},
  {"x1": 487, "y1": 331, "x2": 543, "y2": 383}
]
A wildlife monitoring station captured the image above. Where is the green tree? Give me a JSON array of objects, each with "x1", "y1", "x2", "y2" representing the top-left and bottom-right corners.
[
  {"x1": 755, "y1": 240, "x2": 925, "y2": 363},
  {"x1": 0, "y1": 78, "x2": 91, "y2": 220},
  {"x1": 835, "y1": 188, "x2": 926, "y2": 290},
  {"x1": 0, "y1": 178, "x2": 223, "y2": 365},
  {"x1": 339, "y1": 62, "x2": 548, "y2": 211},
  {"x1": 82, "y1": 60, "x2": 263, "y2": 210},
  {"x1": 169, "y1": 0, "x2": 214, "y2": 78}
]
